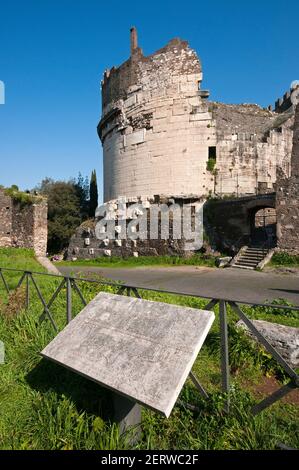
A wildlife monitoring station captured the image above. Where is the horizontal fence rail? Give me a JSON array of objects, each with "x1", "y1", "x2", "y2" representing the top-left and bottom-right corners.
[{"x1": 0, "y1": 266, "x2": 298, "y2": 417}]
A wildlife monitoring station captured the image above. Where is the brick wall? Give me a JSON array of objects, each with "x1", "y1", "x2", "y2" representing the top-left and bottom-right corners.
[
  {"x1": 0, "y1": 189, "x2": 48, "y2": 256},
  {"x1": 0, "y1": 190, "x2": 12, "y2": 247},
  {"x1": 276, "y1": 105, "x2": 299, "y2": 252}
]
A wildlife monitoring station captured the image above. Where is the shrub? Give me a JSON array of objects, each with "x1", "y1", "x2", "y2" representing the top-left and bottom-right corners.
[
  {"x1": 207, "y1": 324, "x2": 288, "y2": 381},
  {"x1": 4, "y1": 187, "x2": 43, "y2": 208},
  {"x1": 272, "y1": 252, "x2": 299, "y2": 266},
  {"x1": 207, "y1": 158, "x2": 216, "y2": 172},
  {"x1": 251, "y1": 298, "x2": 299, "y2": 319}
]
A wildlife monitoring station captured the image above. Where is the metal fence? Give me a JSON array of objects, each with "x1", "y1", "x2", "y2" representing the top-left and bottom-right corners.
[{"x1": 0, "y1": 266, "x2": 298, "y2": 416}]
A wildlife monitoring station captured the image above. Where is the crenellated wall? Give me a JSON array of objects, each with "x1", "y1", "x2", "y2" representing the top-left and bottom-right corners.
[{"x1": 274, "y1": 84, "x2": 299, "y2": 114}]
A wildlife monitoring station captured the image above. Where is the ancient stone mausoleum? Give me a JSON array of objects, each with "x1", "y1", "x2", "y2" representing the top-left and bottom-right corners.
[
  {"x1": 98, "y1": 28, "x2": 295, "y2": 202},
  {"x1": 0, "y1": 189, "x2": 48, "y2": 256},
  {"x1": 67, "y1": 30, "x2": 299, "y2": 260}
]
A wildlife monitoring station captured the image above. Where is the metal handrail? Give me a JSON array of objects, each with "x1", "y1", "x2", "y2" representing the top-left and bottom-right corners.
[{"x1": 0, "y1": 265, "x2": 298, "y2": 309}]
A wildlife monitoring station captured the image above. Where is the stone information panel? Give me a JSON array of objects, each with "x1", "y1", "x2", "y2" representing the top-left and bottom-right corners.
[{"x1": 41, "y1": 292, "x2": 214, "y2": 417}]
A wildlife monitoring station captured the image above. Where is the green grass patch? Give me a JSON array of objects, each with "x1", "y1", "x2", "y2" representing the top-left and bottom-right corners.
[
  {"x1": 270, "y1": 252, "x2": 299, "y2": 267},
  {"x1": 0, "y1": 248, "x2": 43, "y2": 271},
  {"x1": 59, "y1": 254, "x2": 216, "y2": 269},
  {"x1": 0, "y1": 248, "x2": 298, "y2": 449}
]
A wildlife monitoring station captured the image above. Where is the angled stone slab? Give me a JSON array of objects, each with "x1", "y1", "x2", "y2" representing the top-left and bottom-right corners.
[{"x1": 41, "y1": 292, "x2": 214, "y2": 417}]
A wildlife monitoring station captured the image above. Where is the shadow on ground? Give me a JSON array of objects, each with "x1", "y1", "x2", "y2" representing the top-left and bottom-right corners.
[
  {"x1": 270, "y1": 288, "x2": 299, "y2": 295},
  {"x1": 26, "y1": 358, "x2": 113, "y2": 420}
]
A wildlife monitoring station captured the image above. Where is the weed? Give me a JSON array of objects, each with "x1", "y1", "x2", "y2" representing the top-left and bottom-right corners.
[
  {"x1": 59, "y1": 254, "x2": 217, "y2": 268},
  {"x1": 271, "y1": 252, "x2": 299, "y2": 267},
  {"x1": 0, "y1": 287, "x2": 26, "y2": 320}
]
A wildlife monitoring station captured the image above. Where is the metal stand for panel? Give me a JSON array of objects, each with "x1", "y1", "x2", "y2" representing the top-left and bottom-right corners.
[{"x1": 111, "y1": 392, "x2": 142, "y2": 443}]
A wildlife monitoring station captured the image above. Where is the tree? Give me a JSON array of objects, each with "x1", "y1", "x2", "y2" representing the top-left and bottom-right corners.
[
  {"x1": 73, "y1": 173, "x2": 90, "y2": 220},
  {"x1": 89, "y1": 169, "x2": 98, "y2": 218},
  {"x1": 38, "y1": 178, "x2": 82, "y2": 254}
]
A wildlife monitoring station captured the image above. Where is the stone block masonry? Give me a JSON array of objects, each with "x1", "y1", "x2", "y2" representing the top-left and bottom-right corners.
[
  {"x1": 0, "y1": 190, "x2": 12, "y2": 248},
  {"x1": 66, "y1": 195, "x2": 203, "y2": 260},
  {"x1": 0, "y1": 189, "x2": 48, "y2": 256},
  {"x1": 276, "y1": 105, "x2": 299, "y2": 253}
]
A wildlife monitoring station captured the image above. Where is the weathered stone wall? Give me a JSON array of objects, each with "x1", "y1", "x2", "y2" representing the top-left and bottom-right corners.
[
  {"x1": 276, "y1": 177, "x2": 299, "y2": 252},
  {"x1": 66, "y1": 193, "x2": 278, "y2": 259},
  {"x1": 0, "y1": 190, "x2": 12, "y2": 247},
  {"x1": 67, "y1": 220, "x2": 189, "y2": 260},
  {"x1": 204, "y1": 194, "x2": 276, "y2": 253},
  {"x1": 291, "y1": 102, "x2": 299, "y2": 176},
  {"x1": 0, "y1": 189, "x2": 48, "y2": 256},
  {"x1": 66, "y1": 195, "x2": 203, "y2": 260},
  {"x1": 212, "y1": 103, "x2": 294, "y2": 196},
  {"x1": 276, "y1": 105, "x2": 299, "y2": 252},
  {"x1": 32, "y1": 203, "x2": 48, "y2": 256}
]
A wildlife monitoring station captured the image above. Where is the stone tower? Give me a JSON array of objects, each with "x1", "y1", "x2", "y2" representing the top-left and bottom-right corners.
[{"x1": 98, "y1": 28, "x2": 215, "y2": 202}]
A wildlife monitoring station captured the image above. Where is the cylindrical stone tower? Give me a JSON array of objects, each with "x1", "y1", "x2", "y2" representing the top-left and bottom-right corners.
[{"x1": 98, "y1": 29, "x2": 216, "y2": 202}]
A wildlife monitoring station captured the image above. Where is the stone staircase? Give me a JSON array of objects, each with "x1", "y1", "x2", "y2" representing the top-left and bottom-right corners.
[{"x1": 230, "y1": 246, "x2": 273, "y2": 270}]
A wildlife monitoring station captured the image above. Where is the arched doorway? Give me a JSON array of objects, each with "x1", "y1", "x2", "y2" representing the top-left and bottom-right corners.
[{"x1": 249, "y1": 207, "x2": 277, "y2": 247}]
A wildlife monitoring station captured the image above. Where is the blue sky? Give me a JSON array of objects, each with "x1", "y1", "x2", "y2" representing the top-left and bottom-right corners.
[{"x1": 0, "y1": 0, "x2": 298, "y2": 200}]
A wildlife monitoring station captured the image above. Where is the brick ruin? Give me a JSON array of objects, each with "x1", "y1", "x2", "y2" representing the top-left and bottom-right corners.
[
  {"x1": 67, "y1": 29, "x2": 298, "y2": 259},
  {"x1": 0, "y1": 189, "x2": 48, "y2": 256}
]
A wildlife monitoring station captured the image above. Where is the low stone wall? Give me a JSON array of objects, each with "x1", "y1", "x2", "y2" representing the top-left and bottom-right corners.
[
  {"x1": 66, "y1": 193, "x2": 280, "y2": 260},
  {"x1": 66, "y1": 196, "x2": 203, "y2": 260},
  {"x1": 66, "y1": 220, "x2": 189, "y2": 260}
]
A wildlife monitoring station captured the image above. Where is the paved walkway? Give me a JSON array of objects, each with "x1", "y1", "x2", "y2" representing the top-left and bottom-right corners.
[
  {"x1": 37, "y1": 257, "x2": 61, "y2": 275},
  {"x1": 58, "y1": 265, "x2": 299, "y2": 305}
]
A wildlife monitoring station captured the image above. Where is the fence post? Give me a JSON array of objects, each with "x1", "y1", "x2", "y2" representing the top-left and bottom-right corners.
[
  {"x1": 26, "y1": 272, "x2": 30, "y2": 309},
  {"x1": 219, "y1": 300, "x2": 230, "y2": 413},
  {"x1": 66, "y1": 277, "x2": 72, "y2": 324}
]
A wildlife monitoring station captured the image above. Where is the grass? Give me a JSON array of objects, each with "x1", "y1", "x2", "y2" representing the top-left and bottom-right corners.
[
  {"x1": 0, "y1": 247, "x2": 46, "y2": 272},
  {"x1": 0, "y1": 247, "x2": 298, "y2": 450},
  {"x1": 58, "y1": 254, "x2": 217, "y2": 269},
  {"x1": 270, "y1": 252, "x2": 299, "y2": 268}
]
